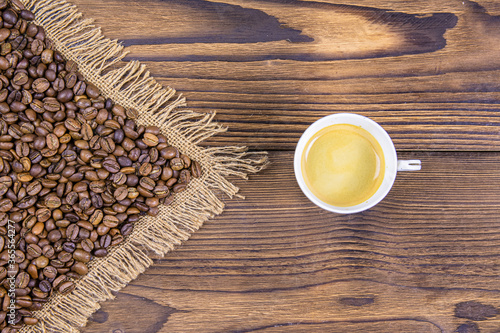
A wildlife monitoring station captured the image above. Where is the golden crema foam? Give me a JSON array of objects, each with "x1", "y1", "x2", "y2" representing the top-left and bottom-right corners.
[{"x1": 301, "y1": 124, "x2": 385, "y2": 207}]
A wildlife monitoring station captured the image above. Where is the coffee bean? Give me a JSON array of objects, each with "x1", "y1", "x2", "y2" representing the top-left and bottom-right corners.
[
  {"x1": 173, "y1": 183, "x2": 187, "y2": 193},
  {"x1": 86, "y1": 83, "x2": 100, "y2": 99},
  {"x1": 81, "y1": 238, "x2": 94, "y2": 252},
  {"x1": 148, "y1": 206, "x2": 160, "y2": 216},
  {"x1": 143, "y1": 133, "x2": 159, "y2": 147},
  {"x1": 129, "y1": 147, "x2": 141, "y2": 161},
  {"x1": 73, "y1": 249, "x2": 91, "y2": 263},
  {"x1": 45, "y1": 69, "x2": 56, "y2": 82},
  {"x1": 101, "y1": 137, "x2": 115, "y2": 153},
  {"x1": 139, "y1": 162, "x2": 152, "y2": 176},
  {"x1": 81, "y1": 123, "x2": 92, "y2": 140},
  {"x1": 139, "y1": 177, "x2": 155, "y2": 191},
  {"x1": 84, "y1": 170, "x2": 99, "y2": 181},
  {"x1": 170, "y1": 157, "x2": 184, "y2": 171},
  {"x1": 134, "y1": 202, "x2": 150, "y2": 214},
  {"x1": 120, "y1": 223, "x2": 134, "y2": 237},
  {"x1": 45, "y1": 194, "x2": 61, "y2": 208},
  {"x1": 179, "y1": 169, "x2": 191, "y2": 184},
  {"x1": 89, "y1": 180, "x2": 106, "y2": 193},
  {"x1": 15, "y1": 271, "x2": 30, "y2": 289},
  {"x1": 149, "y1": 148, "x2": 159, "y2": 163},
  {"x1": 16, "y1": 298, "x2": 34, "y2": 309},
  {"x1": 104, "y1": 119, "x2": 120, "y2": 130},
  {"x1": 12, "y1": 159, "x2": 24, "y2": 173},
  {"x1": 43, "y1": 266, "x2": 57, "y2": 279},
  {"x1": 45, "y1": 133, "x2": 59, "y2": 150},
  {"x1": 91, "y1": 193, "x2": 104, "y2": 209},
  {"x1": 26, "y1": 243, "x2": 42, "y2": 258},
  {"x1": 16, "y1": 195, "x2": 36, "y2": 209},
  {"x1": 0, "y1": 29, "x2": 10, "y2": 43},
  {"x1": 102, "y1": 215, "x2": 119, "y2": 228},
  {"x1": 89, "y1": 209, "x2": 103, "y2": 226},
  {"x1": 73, "y1": 181, "x2": 88, "y2": 192},
  {"x1": 38, "y1": 280, "x2": 52, "y2": 294},
  {"x1": 13, "y1": 71, "x2": 28, "y2": 85},
  {"x1": 72, "y1": 80, "x2": 85, "y2": 95},
  {"x1": 126, "y1": 187, "x2": 139, "y2": 200},
  {"x1": 180, "y1": 154, "x2": 192, "y2": 168},
  {"x1": 20, "y1": 156, "x2": 31, "y2": 172},
  {"x1": 65, "y1": 213, "x2": 79, "y2": 223},
  {"x1": 114, "y1": 186, "x2": 128, "y2": 201},
  {"x1": 102, "y1": 159, "x2": 120, "y2": 173},
  {"x1": 150, "y1": 165, "x2": 162, "y2": 179},
  {"x1": 79, "y1": 228, "x2": 91, "y2": 240},
  {"x1": 0, "y1": 198, "x2": 13, "y2": 212},
  {"x1": 24, "y1": 317, "x2": 39, "y2": 326},
  {"x1": 41, "y1": 49, "x2": 53, "y2": 64},
  {"x1": 126, "y1": 108, "x2": 139, "y2": 119},
  {"x1": 113, "y1": 203, "x2": 128, "y2": 214},
  {"x1": 66, "y1": 191, "x2": 78, "y2": 205},
  {"x1": 74, "y1": 139, "x2": 90, "y2": 150},
  {"x1": 31, "y1": 288, "x2": 48, "y2": 300},
  {"x1": 62, "y1": 241, "x2": 76, "y2": 253},
  {"x1": 99, "y1": 234, "x2": 112, "y2": 249},
  {"x1": 65, "y1": 118, "x2": 81, "y2": 132},
  {"x1": 3, "y1": 9, "x2": 18, "y2": 25},
  {"x1": 137, "y1": 185, "x2": 154, "y2": 198},
  {"x1": 153, "y1": 185, "x2": 170, "y2": 198},
  {"x1": 66, "y1": 224, "x2": 79, "y2": 241},
  {"x1": 161, "y1": 147, "x2": 178, "y2": 159},
  {"x1": 34, "y1": 255, "x2": 49, "y2": 269},
  {"x1": 58, "y1": 281, "x2": 75, "y2": 295},
  {"x1": 47, "y1": 229, "x2": 62, "y2": 243},
  {"x1": 57, "y1": 88, "x2": 73, "y2": 103},
  {"x1": 40, "y1": 178, "x2": 57, "y2": 189},
  {"x1": 166, "y1": 179, "x2": 178, "y2": 190},
  {"x1": 117, "y1": 156, "x2": 132, "y2": 167},
  {"x1": 17, "y1": 171, "x2": 33, "y2": 182},
  {"x1": 146, "y1": 197, "x2": 159, "y2": 208},
  {"x1": 71, "y1": 261, "x2": 88, "y2": 275},
  {"x1": 43, "y1": 97, "x2": 61, "y2": 112},
  {"x1": 111, "y1": 234, "x2": 124, "y2": 246},
  {"x1": 93, "y1": 248, "x2": 107, "y2": 257},
  {"x1": 79, "y1": 197, "x2": 91, "y2": 211},
  {"x1": 58, "y1": 251, "x2": 72, "y2": 263},
  {"x1": 0, "y1": 184, "x2": 7, "y2": 197},
  {"x1": 121, "y1": 137, "x2": 134, "y2": 151},
  {"x1": 60, "y1": 133, "x2": 72, "y2": 145},
  {"x1": 161, "y1": 167, "x2": 173, "y2": 181},
  {"x1": 22, "y1": 216, "x2": 37, "y2": 230},
  {"x1": 65, "y1": 72, "x2": 77, "y2": 89}
]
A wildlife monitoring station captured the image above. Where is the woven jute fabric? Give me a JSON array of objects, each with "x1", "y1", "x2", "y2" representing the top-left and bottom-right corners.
[{"x1": 16, "y1": 0, "x2": 267, "y2": 332}]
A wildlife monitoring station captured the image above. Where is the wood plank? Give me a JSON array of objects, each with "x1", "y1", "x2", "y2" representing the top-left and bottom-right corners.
[
  {"x1": 69, "y1": 0, "x2": 460, "y2": 60},
  {"x1": 66, "y1": 0, "x2": 500, "y2": 150},
  {"x1": 82, "y1": 151, "x2": 500, "y2": 333}
]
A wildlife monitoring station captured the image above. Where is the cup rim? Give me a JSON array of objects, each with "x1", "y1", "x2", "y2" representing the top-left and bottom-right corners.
[{"x1": 294, "y1": 113, "x2": 398, "y2": 214}]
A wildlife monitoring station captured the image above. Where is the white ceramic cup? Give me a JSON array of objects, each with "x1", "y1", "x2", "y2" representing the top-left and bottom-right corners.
[{"x1": 294, "y1": 113, "x2": 421, "y2": 214}]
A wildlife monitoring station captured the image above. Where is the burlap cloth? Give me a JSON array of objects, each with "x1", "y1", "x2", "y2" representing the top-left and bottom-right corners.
[{"x1": 16, "y1": 0, "x2": 268, "y2": 332}]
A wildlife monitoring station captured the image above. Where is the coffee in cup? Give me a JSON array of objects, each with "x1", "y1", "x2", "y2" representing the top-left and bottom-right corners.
[{"x1": 294, "y1": 113, "x2": 420, "y2": 214}]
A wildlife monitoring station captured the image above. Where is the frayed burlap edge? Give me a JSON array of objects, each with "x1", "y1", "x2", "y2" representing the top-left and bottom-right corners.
[{"x1": 17, "y1": 0, "x2": 268, "y2": 332}]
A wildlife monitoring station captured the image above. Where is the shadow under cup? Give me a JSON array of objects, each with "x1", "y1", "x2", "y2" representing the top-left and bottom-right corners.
[{"x1": 294, "y1": 113, "x2": 398, "y2": 214}]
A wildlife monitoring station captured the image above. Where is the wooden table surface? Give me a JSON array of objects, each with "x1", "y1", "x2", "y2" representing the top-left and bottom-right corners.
[{"x1": 63, "y1": 0, "x2": 500, "y2": 332}]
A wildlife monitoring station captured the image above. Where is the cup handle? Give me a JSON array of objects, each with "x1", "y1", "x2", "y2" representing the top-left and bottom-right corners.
[{"x1": 397, "y1": 160, "x2": 421, "y2": 171}]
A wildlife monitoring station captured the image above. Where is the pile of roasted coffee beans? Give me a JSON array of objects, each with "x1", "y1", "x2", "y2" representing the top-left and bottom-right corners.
[{"x1": 0, "y1": 0, "x2": 201, "y2": 330}]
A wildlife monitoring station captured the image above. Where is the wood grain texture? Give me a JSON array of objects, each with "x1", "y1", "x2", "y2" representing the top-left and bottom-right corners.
[
  {"x1": 56, "y1": 0, "x2": 500, "y2": 332},
  {"x1": 69, "y1": 0, "x2": 500, "y2": 150},
  {"x1": 81, "y1": 151, "x2": 500, "y2": 333}
]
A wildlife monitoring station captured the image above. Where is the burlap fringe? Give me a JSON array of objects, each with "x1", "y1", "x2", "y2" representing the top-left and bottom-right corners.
[{"x1": 17, "y1": 0, "x2": 268, "y2": 332}]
